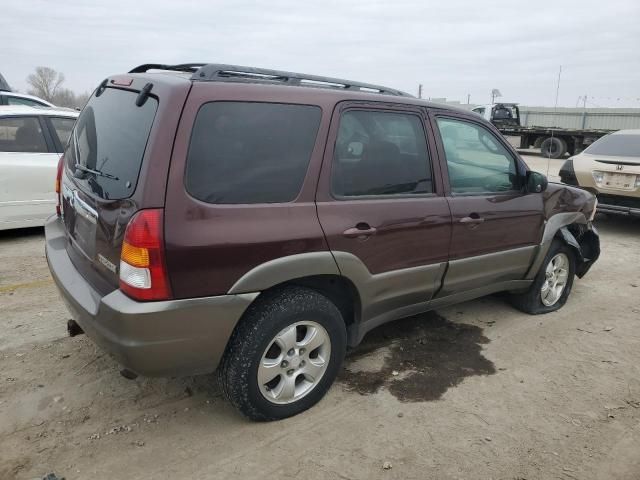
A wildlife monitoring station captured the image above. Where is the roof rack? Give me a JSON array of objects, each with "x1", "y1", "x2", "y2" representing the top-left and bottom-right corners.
[
  {"x1": 128, "y1": 63, "x2": 207, "y2": 74},
  {"x1": 129, "y1": 63, "x2": 412, "y2": 97}
]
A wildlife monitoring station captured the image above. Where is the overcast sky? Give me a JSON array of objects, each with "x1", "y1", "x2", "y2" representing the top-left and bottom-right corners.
[{"x1": 2, "y1": 0, "x2": 639, "y2": 107}]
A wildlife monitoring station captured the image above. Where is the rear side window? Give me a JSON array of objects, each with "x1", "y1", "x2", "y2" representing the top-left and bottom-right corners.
[
  {"x1": 50, "y1": 117, "x2": 76, "y2": 147},
  {"x1": 7, "y1": 96, "x2": 47, "y2": 107},
  {"x1": 0, "y1": 116, "x2": 48, "y2": 153},
  {"x1": 332, "y1": 110, "x2": 433, "y2": 197},
  {"x1": 185, "y1": 102, "x2": 321, "y2": 204},
  {"x1": 65, "y1": 87, "x2": 157, "y2": 199}
]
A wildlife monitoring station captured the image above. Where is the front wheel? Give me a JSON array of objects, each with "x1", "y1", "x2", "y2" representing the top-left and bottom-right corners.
[
  {"x1": 510, "y1": 240, "x2": 576, "y2": 314},
  {"x1": 218, "y1": 286, "x2": 347, "y2": 421}
]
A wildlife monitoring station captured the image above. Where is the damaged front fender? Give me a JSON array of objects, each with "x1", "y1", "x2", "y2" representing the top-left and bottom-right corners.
[{"x1": 559, "y1": 225, "x2": 600, "y2": 278}]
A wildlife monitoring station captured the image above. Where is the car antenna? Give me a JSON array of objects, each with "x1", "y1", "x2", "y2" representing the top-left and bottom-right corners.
[{"x1": 546, "y1": 65, "x2": 562, "y2": 178}]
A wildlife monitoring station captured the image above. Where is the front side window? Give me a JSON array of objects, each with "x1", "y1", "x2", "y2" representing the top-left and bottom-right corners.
[
  {"x1": 0, "y1": 116, "x2": 48, "y2": 153},
  {"x1": 437, "y1": 118, "x2": 518, "y2": 194},
  {"x1": 50, "y1": 117, "x2": 76, "y2": 146},
  {"x1": 186, "y1": 102, "x2": 322, "y2": 204},
  {"x1": 332, "y1": 110, "x2": 433, "y2": 197}
]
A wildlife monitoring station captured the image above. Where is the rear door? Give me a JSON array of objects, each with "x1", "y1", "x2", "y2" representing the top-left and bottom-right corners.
[
  {"x1": 0, "y1": 115, "x2": 59, "y2": 228},
  {"x1": 316, "y1": 102, "x2": 451, "y2": 321},
  {"x1": 59, "y1": 79, "x2": 189, "y2": 293},
  {"x1": 431, "y1": 112, "x2": 544, "y2": 296}
]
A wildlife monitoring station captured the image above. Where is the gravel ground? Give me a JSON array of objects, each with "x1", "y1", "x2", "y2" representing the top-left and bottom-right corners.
[{"x1": 1, "y1": 154, "x2": 639, "y2": 480}]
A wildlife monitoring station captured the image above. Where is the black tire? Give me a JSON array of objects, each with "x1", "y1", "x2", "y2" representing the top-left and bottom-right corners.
[
  {"x1": 218, "y1": 286, "x2": 347, "y2": 421},
  {"x1": 540, "y1": 137, "x2": 567, "y2": 159},
  {"x1": 510, "y1": 239, "x2": 576, "y2": 314}
]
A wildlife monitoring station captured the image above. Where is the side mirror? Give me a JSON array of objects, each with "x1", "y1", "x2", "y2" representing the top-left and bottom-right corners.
[{"x1": 526, "y1": 171, "x2": 548, "y2": 193}]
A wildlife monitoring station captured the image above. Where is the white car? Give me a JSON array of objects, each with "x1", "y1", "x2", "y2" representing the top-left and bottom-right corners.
[
  {"x1": 0, "y1": 106, "x2": 78, "y2": 230},
  {"x1": 0, "y1": 91, "x2": 55, "y2": 108}
]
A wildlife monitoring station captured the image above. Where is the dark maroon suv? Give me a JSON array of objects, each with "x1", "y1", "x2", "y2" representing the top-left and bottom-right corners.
[{"x1": 45, "y1": 63, "x2": 600, "y2": 420}]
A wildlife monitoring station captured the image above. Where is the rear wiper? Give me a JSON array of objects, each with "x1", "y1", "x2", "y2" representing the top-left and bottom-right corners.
[{"x1": 74, "y1": 164, "x2": 119, "y2": 181}]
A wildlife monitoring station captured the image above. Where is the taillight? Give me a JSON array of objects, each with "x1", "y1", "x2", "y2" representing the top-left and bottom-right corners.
[
  {"x1": 55, "y1": 155, "x2": 64, "y2": 216},
  {"x1": 119, "y1": 209, "x2": 171, "y2": 301}
]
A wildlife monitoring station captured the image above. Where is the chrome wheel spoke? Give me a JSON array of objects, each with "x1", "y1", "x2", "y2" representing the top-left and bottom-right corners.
[
  {"x1": 274, "y1": 325, "x2": 297, "y2": 352},
  {"x1": 258, "y1": 357, "x2": 282, "y2": 386},
  {"x1": 299, "y1": 326, "x2": 326, "y2": 352},
  {"x1": 302, "y1": 358, "x2": 326, "y2": 382},
  {"x1": 273, "y1": 374, "x2": 296, "y2": 402}
]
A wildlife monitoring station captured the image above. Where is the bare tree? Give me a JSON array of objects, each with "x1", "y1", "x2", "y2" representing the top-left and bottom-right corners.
[
  {"x1": 491, "y1": 88, "x2": 502, "y2": 104},
  {"x1": 27, "y1": 66, "x2": 65, "y2": 102}
]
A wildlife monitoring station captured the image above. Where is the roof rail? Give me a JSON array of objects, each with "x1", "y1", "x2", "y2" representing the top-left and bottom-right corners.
[
  {"x1": 128, "y1": 63, "x2": 208, "y2": 74},
  {"x1": 189, "y1": 64, "x2": 413, "y2": 97}
]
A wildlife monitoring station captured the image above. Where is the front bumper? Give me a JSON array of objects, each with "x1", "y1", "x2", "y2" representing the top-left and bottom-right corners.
[{"x1": 45, "y1": 216, "x2": 257, "y2": 377}]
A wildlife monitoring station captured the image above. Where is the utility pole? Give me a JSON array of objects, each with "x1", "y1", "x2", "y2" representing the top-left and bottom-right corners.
[
  {"x1": 467, "y1": 93, "x2": 470, "y2": 104},
  {"x1": 418, "y1": 84, "x2": 423, "y2": 99}
]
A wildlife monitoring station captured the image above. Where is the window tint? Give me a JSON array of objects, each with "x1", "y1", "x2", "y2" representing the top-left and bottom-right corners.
[
  {"x1": 0, "y1": 116, "x2": 48, "y2": 153},
  {"x1": 50, "y1": 117, "x2": 76, "y2": 146},
  {"x1": 7, "y1": 96, "x2": 46, "y2": 107},
  {"x1": 65, "y1": 87, "x2": 157, "y2": 200},
  {"x1": 186, "y1": 102, "x2": 321, "y2": 204},
  {"x1": 585, "y1": 133, "x2": 640, "y2": 157},
  {"x1": 437, "y1": 118, "x2": 517, "y2": 194},
  {"x1": 332, "y1": 110, "x2": 432, "y2": 197}
]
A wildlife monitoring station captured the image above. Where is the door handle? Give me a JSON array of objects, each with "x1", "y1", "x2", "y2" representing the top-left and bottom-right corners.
[
  {"x1": 459, "y1": 214, "x2": 485, "y2": 224},
  {"x1": 343, "y1": 223, "x2": 377, "y2": 238}
]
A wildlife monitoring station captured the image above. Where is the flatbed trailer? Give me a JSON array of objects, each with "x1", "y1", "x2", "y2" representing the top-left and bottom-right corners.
[
  {"x1": 497, "y1": 125, "x2": 612, "y2": 158},
  {"x1": 472, "y1": 103, "x2": 613, "y2": 158}
]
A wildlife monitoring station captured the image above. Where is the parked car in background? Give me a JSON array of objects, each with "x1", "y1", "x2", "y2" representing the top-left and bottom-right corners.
[
  {"x1": 560, "y1": 129, "x2": 640, "y2": 216},
  {"x1": 0, "y1": 71, "x2": 56, "y2": 107},
  {"x1": 45, "y1": 63, "x2": 599, "y2": 421},
  {"x1": 0, "y1": 106, "x2": 78, "y2": 230},
  {"x1": 0, "y1": 91, "x2": 55, "y2": 108}
]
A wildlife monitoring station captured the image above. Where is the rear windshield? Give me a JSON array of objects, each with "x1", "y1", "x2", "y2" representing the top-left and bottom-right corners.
[
  {"x1": 65, "y1": 87, "x2": 157, "y2": 199},
  {"x1": 185, "y1": 102, "x2": 321, "y2": 204},
  {"x1": 585, "y1": 133, "x2": 640, "y2": 157}
]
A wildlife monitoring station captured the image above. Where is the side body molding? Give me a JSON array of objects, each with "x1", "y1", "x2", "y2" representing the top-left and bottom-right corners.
[
  {"x1": 228, "y1": 250, "x2": 446, "y2": 344},
  {"x1": 228, "y1": 252, "x2": 341, "y2": 294}
]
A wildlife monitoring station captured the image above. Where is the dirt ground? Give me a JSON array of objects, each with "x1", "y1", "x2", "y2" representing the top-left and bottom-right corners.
[{"x1": 1, "y1": 154, "x2": 639, "y2": 480}]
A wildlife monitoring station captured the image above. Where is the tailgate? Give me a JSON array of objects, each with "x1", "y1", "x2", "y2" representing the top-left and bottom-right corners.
[{"x1": 59, "y1": 80, "x2": 185, "y2": 294}]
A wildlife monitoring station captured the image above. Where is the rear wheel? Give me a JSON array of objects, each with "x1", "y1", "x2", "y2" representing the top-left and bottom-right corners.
[
  {"x1": 540, "y1": 137, "x2": 567, "y2": 159},
  {"x1": 510, "y1": 239, "x2": 575, "y2": 314},
  {"x1": 218, "y1": 286, "x2": 346, "y2": 421}
]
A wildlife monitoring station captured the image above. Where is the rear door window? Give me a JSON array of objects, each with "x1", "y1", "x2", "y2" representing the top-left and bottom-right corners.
[
  {"x1": 185, "y1": 102, "x2": 321, "y2": 204},
  {"x1": 0, "y1": 116, "x2": 48, "y2": 153},
  {"x1": 65, "y1": 87, "x2": 157, "y2": 200},
  {"x1": 331, "y1": 110, "x2": 433, "y2": 197}
]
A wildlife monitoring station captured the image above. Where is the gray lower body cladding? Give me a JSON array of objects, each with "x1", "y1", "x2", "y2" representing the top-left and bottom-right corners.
[{"x1": 45, "y1": 216, "x2": 256, "y2": 377}]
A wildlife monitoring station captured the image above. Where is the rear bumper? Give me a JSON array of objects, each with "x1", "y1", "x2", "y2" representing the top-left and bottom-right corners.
[
  {"x1": 45, "y1": 215, "x2": 257, "y2": 377},
  {"x1": 596, "y1": 194, "x2": 640, "y2": 217}
]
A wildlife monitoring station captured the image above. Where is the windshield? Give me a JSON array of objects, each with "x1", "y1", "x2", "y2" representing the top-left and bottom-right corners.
[
  {"x1": 584, "y1": 133, "x2": 640, "y2": 157},
  {"x1": 65, "y1": 87, "x2": 157, "y2": 199}
]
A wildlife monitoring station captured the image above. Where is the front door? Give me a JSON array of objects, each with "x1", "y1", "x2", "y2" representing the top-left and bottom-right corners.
[
  {"x1": 432, "y1": 114, "x2": 544, "y2": 296},
  {"x1": 316, "y1": 104, "x2": 451, "y2": 323}
]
